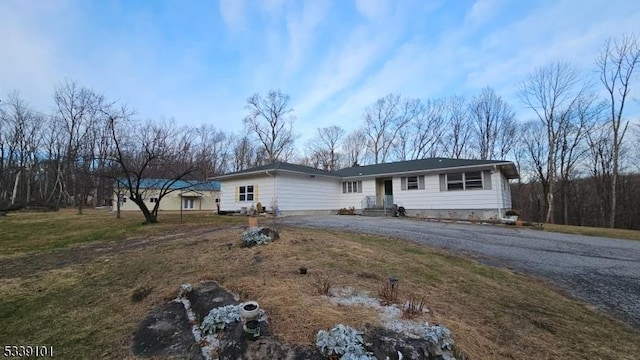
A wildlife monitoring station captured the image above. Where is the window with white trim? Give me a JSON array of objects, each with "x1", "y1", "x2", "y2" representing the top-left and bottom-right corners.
[
  {"x1": 150, "y1": 197, "x2": 158, "y2": 203},
  {"x1": 342, "y1": 181, "x2": 362, "y2": 193},
  {"x1": 239, "y1": 185, "x2": 254, "y2": 201},
  {"x1": 401, "y1": 175, "x2": 425, "y2": 190},
  {"x1": 447, "y1": 172, "x2": 483, "y2": 190},
  {"x1": 183, "y1": 198, "x2": 194, "y2": 209}
]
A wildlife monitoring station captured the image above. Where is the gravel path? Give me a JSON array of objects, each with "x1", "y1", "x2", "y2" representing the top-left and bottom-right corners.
[{"x1": 282, "y1": 215, "x2": 640, "y2": 329}]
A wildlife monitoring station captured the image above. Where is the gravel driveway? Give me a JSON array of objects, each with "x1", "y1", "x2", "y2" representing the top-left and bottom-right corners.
[{"x1": 282, "y1": 215, "x2": 640, "y2": 330}]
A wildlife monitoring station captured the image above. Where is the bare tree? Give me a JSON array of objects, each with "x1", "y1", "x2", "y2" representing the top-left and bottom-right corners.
[
  {"x1": 362, "y1": 93, "x2": 413, "y2": 163},
  {"x1": 399, "y1": 98, "x2": 446, "y2": 160},
  {"x1": 306, "y1": 125, "x2": 345, "y2": 171},
  {"x1": 596, "y1": 33, "x2": 640, "y2": 228},
  {"x1": 193, "y1": 124, "x2": 230, "y2": 179},
  {"x1": 341, "y1": 128, "x2": 368, "y2": 167},
  {"x1": 244, "y1": 89, "x2": 296, "y2": 163},
  {"x1": 469, "y1": 87, "x2": 517, "y2": 160},
  {"x1": 53, "y1": 80, "x2": 106, "y2": 213},
  {"x1": 0, "y1": 93, "x2": 42, "y2": 206},
  {"x1": 442, "y1": 96, "x2": 472, "y2": 159},
  {"x1": 556, "y1": 95, "x2": 603, "y2": 224},
  {"x1": 104, "y1": 109, "x2": 199, "y2": 224},
  {"x1": 519, "y1": 61, "x2": 589, "y2": 223},
  {"x1": 586, "y1": 121, "x2": 615, "y2": 226},
  {"x1": 230, "y1": 134, "x2": 262, "y2": 171}
]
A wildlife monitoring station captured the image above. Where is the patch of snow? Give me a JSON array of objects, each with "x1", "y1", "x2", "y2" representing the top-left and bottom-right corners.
[{"x1": 328, "y1": 287, "x2": 437, "y2": 338}]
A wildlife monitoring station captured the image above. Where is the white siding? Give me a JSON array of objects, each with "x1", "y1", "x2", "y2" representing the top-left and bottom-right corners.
[
  {"x1": 274, "y1": 174, "x2": 341, "y2": 211},
  {"x1": 392, "y1": 170, "x2": 508, "y2": 210},
  {"x1": 219, "y1": 173, "x2": 340, "y2": 212},
  {"x1": 338, "y1": 179, "x2": 376, "y2": 209},
  {"x1": 500, "y1": 174, "x2": 512, "y2": 209},
  {"x1": 218, "y1": 167, "x2": 514, "y2": 216},
  {"x1": 219, "y1": 175, "x2": 276, "y2": 212}
]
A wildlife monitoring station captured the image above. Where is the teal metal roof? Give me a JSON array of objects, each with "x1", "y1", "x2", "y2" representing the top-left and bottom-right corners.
[{"x1": 116, "y1": 178, "x2": 220, "y2": 191}]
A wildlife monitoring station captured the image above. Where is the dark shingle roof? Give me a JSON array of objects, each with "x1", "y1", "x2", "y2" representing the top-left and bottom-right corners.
[
  {"x1": 215, "y1": 162, "x2": 340, "y2": 179},
  {"x1": 336, "y1": 158, "x2": 518, "y2": 178},
  {"x1": 216, "y1": 158, "x2": 519, "y2": 180}
]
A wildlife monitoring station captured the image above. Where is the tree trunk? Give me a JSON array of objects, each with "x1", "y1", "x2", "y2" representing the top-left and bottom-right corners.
[
  {"x1": 610, "y1": 153, "x2": 618, "y2": 228},
  {"x1": 11, "y1": 169, "x2": 21, "y2": 205},
  {"x1": 135, "y1": 199, "x2": 158, "y2": 224},
  {"x1": 562, "y1": 181, "x2": 569, "y2": 225},
  {"x1": 116, "y1": 193, "x2": 121, "y2": 219}
]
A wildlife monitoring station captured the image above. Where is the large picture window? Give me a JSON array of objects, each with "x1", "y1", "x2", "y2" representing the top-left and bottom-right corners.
[
  {"x1": 239, "y1": 185, "x2": 254, "y2": 201},
  {"x1": 447, "y1": 172, "x2": 483, "y2": 191}
]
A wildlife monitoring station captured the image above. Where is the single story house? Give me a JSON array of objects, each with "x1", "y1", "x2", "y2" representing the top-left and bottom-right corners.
[
  {"x1": 214, "y1": 158, "x2": 519, "y2": 220},
  {"x1": 113, "y1": 179, "x2": 221, "y2": 212}
]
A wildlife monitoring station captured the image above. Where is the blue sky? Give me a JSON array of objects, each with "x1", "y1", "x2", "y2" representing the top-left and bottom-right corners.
[{"x1": 1, "y1": 0, "x2": 639, "y2": 146}]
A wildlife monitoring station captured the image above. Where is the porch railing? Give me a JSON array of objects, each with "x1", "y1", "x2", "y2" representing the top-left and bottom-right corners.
[
  {"x1": 383, "y1": 195, "x2": 394, "y2": 212},
  {"x1": 361, "y1": 195, "x2": 376, "y2": 209}
]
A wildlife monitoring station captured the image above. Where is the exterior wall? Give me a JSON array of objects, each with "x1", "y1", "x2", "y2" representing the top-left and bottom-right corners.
[
  {"x1": 219, "y1": 173, "x2": 341, "y2": 213},
  {"x1": 500, "y1": 173, "x2": 512, "y2": 209},
  {"x1": 218, "y1": 167, "x2": 514, "y2": 219},
  {"x1": 219, "y1": 174, "x2": 276, "y2": 212},
  {"x1": 390, "y1": 169, "x2": 512, "y2": 220},
  {"x1": 338, "y1": 179, "x2": 376, "y2": 209},
  {"x1": 114, "y1": 189, "x2": 219, "y2": 211},
  {"x1": 273, "y1": 173, "x2": 341, "y2": 212}
]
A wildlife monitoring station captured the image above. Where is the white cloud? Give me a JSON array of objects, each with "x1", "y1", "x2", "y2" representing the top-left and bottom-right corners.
[
  {"x1": 355, "y1": 0, "x2": 390, "y2": 21},
  {"x1": 464, "y1": 0, "x2": 502, "y2": 27},
  {"x1": 219, "y1": 0, "x2": 246, "y2": 31},
  {"x1": 284, "y1": 1, "x2": 330, "y2": 73}
]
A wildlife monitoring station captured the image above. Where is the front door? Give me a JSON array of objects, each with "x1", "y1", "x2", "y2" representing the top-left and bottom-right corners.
[{"x1": 384, "y1": 179, "x2": 393, "y2": 208}]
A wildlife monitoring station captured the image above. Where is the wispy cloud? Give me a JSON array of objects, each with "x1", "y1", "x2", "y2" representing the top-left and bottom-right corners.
[
  {"x1": 1, "y1": 0, "x2": 638, "y2": 145},
  {"x1": 219, "y1": 0, "x2": 246, "y2": 32}
]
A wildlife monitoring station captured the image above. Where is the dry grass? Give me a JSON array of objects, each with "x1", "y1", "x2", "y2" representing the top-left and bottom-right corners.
[
  {"x1": 1, "y1": 212, "x2": 639, "y2": 359},
  {"x1": 403, "y1": 293, "x2": 427, "y2": 319},
  {"x1": 0, "y1": 208, "x2": 243, "y2": 257},
  {"x1": 542, "y1": 223, "x2": 640, "y2": 241}
]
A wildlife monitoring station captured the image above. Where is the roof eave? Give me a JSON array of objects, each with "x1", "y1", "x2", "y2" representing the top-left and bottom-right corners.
[
  {"x1": 340, "y1": 162, "x2": 519, "y2": 179},
  {"x1": 215, "y1": 168, "x2": 340, "y2": 180}
]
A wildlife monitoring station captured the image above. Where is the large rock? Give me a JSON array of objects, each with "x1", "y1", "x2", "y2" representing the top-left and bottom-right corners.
[
  {"x1": 362, "y1": 325, "x2": 453, "y2": 360},
  {"x1": 132, "y1": 282, "x2": 454, "y2": 360},
  {"x1": 131, "y1": 301, "x2": 201, "y2": 359}
]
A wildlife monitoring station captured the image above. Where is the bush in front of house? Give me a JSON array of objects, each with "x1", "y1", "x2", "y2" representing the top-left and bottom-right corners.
[
  {"x1": 337, "y1": 207, "x2": 356, "y2": 215},
  {"x1": 505, "y1": 209, "x2": 521, "y2": 217}
]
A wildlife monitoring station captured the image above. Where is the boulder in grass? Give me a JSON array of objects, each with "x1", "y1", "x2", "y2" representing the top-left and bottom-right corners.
[{"x1": 240, "y1": 227, "x2": 279, "y2": 247}]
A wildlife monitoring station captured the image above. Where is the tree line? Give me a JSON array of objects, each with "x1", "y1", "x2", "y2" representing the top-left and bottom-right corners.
[{"x1": 0, "y1": 34, "x2": 638, "y2": 227}]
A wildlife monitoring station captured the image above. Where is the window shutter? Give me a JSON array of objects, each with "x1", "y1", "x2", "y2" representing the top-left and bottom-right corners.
[
  {"x1": 234, "y1": 186, "x2": 239, "y2": 202},
  {"x1": 254, "y1": 184, "x2": 259, "y2": 201},
  {"x1": 418, "y1": 176, "x2": 425, "y2": 190},
  {"x1": 483, "y1": 170, "x2": 492, "y2": 190},
  {"x1": 342, "y1": 182, "x2": 347, "y2": 194},
  {"x1": 358, "y1": 181, "x2": 362, "y2": 193},
  {"x1": 401, "y1": 177, "x2": 407, "y2": 191},
  {"x1": 439, "y1": 174, "x2": 446, "y2": 191}
]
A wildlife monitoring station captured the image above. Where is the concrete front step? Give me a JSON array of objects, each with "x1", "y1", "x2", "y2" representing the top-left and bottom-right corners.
[{"x1": 361, "y1": 208, "x2": 391, "y2": 217}]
